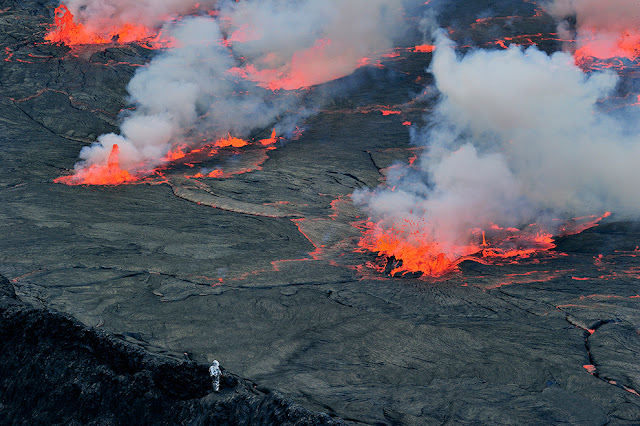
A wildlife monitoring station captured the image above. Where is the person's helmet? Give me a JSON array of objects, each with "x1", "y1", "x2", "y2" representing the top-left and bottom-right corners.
[{"x1": 212, "y1": 360, "x2": 219, "y2": 368}]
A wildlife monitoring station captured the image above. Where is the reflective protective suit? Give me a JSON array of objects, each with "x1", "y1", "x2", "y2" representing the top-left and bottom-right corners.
[{"x1": 209, "y1": 360, "x2": 221, "y2": 392}]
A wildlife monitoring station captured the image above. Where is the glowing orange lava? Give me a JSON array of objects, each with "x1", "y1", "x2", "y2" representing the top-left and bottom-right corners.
[
  {"x1": 214, "y1": 133, "x2": 248, "y2": 148},
  {"x1": 55, "y1": 144, "x2": 139, "y2": 186},
  {"x1": 163, "y1": 146, "x2": 187, "y2": 162},
  {"x1": 414, "y1": 44, "x2": 436, "y2": 53},
  {"x1": 259, "y1": 128, "x2": 278, "y2": 145},
  {"x1": 45, "y1": 4, "x2": 166, "y2": 47},
  {"x1": 358, "y1": 219, "x2": 558, "y2": 277}
]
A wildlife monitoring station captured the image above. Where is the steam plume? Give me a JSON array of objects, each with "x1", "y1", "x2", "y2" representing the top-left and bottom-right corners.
[
  {"x1": 220, "y1": 0, "x2": 403, "y2": 89},
  {"x1": 355, "y1": 31, "x2": 640, "y2": 272},
  {"x1": 63, "y1": 0, "x2": 215, "y2": 32},
  {"x1": 60, "y1": 0, "x2": 404, "y2": 179},
  {"x1": 547, "y1": 0, "x2": 640, "y2": 61}
]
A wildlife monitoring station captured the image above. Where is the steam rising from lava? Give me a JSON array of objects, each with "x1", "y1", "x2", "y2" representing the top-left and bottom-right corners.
[
  {"x1": 355, "y1": 31, "x2": 640, "y2": 276},
  {"x1": 75, "y1": 16, "x2": 291, "y2": 174},
  {"x1": 221, "y1": 0, "x2": 403, "y2": 90},
  {"x1": 61, "y1": 0, "x2": 214, "y2": 35},
  {"x1": 56, "y1": 0, "x2": 404, "y2": 183},
  {"x1": 548, "y1": 0, "x2": 640, "y2": 63}
]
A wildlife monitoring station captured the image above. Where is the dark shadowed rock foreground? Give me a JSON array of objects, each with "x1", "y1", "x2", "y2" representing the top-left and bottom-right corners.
[{"x1": 0, "y1": 275, "x2": 342, "y2": 425}]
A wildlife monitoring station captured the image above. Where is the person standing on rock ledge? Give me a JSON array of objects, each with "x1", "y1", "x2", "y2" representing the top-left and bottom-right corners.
[{"x1": 209, "y1": 360, "x2": 222, "y2": 392}]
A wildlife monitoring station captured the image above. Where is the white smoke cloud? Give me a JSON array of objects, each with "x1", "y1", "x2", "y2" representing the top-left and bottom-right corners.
[
  {"x1": 64, "y1": 0, "x2": 406, "y2": 175},
  {"x1": 355, "y1": 30, "x2": 640, "y2": 265},
  {"x1": 78, "y1": 16, "x2": 278, "y2": 170}
]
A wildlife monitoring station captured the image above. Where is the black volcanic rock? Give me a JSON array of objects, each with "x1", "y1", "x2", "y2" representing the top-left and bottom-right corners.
[
  {"x1": 0, "y1": 274, "x2": 341, "y2": 425},
  {"x1": 2, "y1": 0, "x2": 640, "y2": 424}
]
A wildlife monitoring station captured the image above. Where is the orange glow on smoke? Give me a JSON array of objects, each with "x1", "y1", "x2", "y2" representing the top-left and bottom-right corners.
[
  {"x1": 45, "y1": 4, "x2": 165, "y2": 47},
  {"x1": 573, "y1": 28, "x2": 640, "y2": 67},
  {"x1": 227, "y1": 38, "x2": 374, "y2": 91},
  {"x1": 54, "y1": 144, "x2": 138, "y2": 186}
]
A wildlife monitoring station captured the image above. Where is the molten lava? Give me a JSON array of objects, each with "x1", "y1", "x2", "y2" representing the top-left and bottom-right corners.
[
  {"x1": 358, "y1": 218, "x2": 562, "y2": 277},
  {"x1": 45, "y1": 4, "x2": 163, "y2": 47},
  {"x1": 55, "y1": 144, "x2": 139, "y2": 186},
  {"x1": 359, "y1": 210, "x2": 617, "y2": 278},
  {"x1": 414, "y1": 44, "x2": 436, "y2": 53},
  {"x1": 214, "y1": 133, "x2": 248, "y2": 148},
  {"x1": 259, "y1": 128, "x2": 277, "y2": 146}
]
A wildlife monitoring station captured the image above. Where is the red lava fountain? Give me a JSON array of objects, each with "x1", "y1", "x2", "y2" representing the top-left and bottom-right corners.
[
  {"x1": 54, "y1": 144, "x2": 138, "y2": 186},
  {"x1": 259, "y1": 128, "x2": 278, "y2": 146}
]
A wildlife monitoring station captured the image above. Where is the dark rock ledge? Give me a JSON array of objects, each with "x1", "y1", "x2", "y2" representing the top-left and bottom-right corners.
[{"x1": 0, "y1": 274, "x2": 344, "y2": 425}]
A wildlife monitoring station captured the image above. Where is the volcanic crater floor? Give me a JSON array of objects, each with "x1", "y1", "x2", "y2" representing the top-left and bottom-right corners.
[{"x1": 2, "y1": 0, "x2": 640, "y2": 424}]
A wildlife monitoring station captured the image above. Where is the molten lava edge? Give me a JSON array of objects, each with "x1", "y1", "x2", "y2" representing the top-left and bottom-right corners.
[
  {"x1": 359, "y1": 222, "x2": 551, "y2": 277},
  {"x1": 54, "y1": 144, "x2": 138, "y2": 186},
  {"x1": 359, "y1": 213, "x2": 611, "y2": 278},
  {"x1": 54, "y1": 132, "x2": 268, "y2": 186},
  {"x1": 574, "y1": 29, "x2": 640, "y2": 68},
  {"x1": 45, "y1": 4, "x2": 165, "y2": 47}
]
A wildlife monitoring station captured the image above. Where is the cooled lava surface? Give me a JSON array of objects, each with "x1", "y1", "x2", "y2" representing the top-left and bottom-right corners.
[{"x1": 2, "y1": 0, "x2": 640, "y2": 424}]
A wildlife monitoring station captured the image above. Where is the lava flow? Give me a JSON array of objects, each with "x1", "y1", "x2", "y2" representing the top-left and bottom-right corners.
[
  {"x1": 359, "y1": 211, "x2": 613, "y2": 278},
  {"x1": 358, "y1": 220, "x2": 555, "y2": 277},
  {"x1": 54, "y1": 144, "x2": 138, "y2": 186},
  {"x1": 45, "y1": 4, "x2": 165, "y2": 47}
]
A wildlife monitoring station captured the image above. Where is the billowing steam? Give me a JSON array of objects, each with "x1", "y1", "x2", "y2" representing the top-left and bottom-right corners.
[
  {"x1": 62, "y1": 0, "x2": 214, "y2": 33},
  {"x1": 221, "y1": 0, "x2": 403, "y2": 89},
  {"x1": 548, "y1": 0, "x2": 640, "y2": 61},
  {"x1": 57, "y1": 0, "x2": 404, "y2": 182},
  {"x1": 354, "y1": 30, "x2": 640, "y2": 275},
  {"x1": 78, "y1": 16, "x2": 294, "y2": 172}
]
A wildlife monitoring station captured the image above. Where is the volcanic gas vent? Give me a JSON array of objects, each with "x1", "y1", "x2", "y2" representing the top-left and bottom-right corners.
[
  {"x1": 51, "y1": 0, "x2": 405, "y2": 186},
  {"x1": 355, "y1": 25, "x2": 636, "y2": 278}
]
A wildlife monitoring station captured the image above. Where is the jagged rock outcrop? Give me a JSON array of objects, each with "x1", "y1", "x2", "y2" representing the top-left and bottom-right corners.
[{"x1": 0, "y1": 275, "x2": 341, "y2": 425}]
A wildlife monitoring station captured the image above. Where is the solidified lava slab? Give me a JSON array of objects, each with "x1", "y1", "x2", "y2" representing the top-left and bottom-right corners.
[{"x1": 2, "y1": 0, "x2": 640, "y2": 424}]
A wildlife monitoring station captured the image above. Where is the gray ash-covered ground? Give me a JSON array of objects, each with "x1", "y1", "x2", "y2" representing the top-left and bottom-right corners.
[{"x1": 2, "y1": 0, "x2": 640, "y2": 424}]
